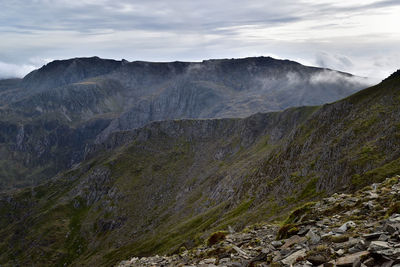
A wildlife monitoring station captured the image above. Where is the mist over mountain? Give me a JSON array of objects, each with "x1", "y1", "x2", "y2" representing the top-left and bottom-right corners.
[
  {"x1": 0, "y1": 56, "x2": 371, "y2": 191},
  {"x1": 2, "y1": 0, "x2": 400, "y2": 265},
  {"x1": 0, "y1": 65, "x2": 399, "y2": 266}
]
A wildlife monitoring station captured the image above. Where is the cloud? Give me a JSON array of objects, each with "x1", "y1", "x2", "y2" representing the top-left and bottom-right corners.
[
  {"x1": 0, "y1": 0, "x2": 399, "y2": 79},
  {"x1": 283, "y1": 70, "x2": 375, "y2": 88},
  {"x1": 0, "y1": 61, "x2": 36, "y2": 79},
  {"x1": 309, "y1": 70, "x2": 375, "y2": 86},
  {"x1": 314, "y1": 52, "x2": 355, "y2": 73}
]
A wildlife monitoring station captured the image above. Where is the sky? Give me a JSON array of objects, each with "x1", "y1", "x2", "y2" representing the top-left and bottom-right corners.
[{"x1": 0, "y1": 0, "x2": 399, "y2": 81}]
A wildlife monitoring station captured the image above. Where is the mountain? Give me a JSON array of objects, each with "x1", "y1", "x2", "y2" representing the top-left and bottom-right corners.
[
  {"x1": 0, "y1": 70, "x2": 398, "y2": 266},
  {"x1": 0, "y1": 56, "x2": 371, "y2": 191},
  {"x1": 117, "y1": 175, "x2": 400, "y2": 266}
]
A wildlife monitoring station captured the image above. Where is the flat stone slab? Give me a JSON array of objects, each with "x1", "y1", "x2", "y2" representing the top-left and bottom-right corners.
[
  {"x1": 281, "y1": 235, "x2": 307, "y2": 249},
  {"x1": 281, "y1": 249, "x2": 307, "y2": 265},
  {"x1": 336, "y1": 251, "x2": 369, "y2": 266}
]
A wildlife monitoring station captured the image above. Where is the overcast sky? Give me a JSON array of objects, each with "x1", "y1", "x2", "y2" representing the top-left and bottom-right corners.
[{"x1": 0, "y1": 0, "x2": 399, "y2": 80}]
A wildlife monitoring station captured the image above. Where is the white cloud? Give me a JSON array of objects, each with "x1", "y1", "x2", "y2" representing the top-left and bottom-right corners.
[
  {"x1": 310, "y1": 70, "x2": 376, "y2": 86},
  {"x1": 0, "y1": 0, "x2": 399, "y2": 79},
  {"x1": 315, "y1": 52, "x2": 353, "y2": 71},
  {"x1": 0, "y1": 61, "x2": 36, "y2": 79}
]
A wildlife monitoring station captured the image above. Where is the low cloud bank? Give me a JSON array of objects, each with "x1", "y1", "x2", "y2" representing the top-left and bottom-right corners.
[
  {"x1": 284, "y1": 70, "x2": 376, "y2": 87},
  {"x1": 0, "y1": 61, "x2": 36, "y2": 79},
  {"x1": 309, "y1": 70, "x2": 376, "y2": 86}
]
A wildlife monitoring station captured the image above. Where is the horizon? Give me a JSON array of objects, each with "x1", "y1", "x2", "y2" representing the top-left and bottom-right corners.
[
  {"x1": 0, "y1": 55, "x2": 391, "y2": 84},
  {"x1": 1, "y1": 0, "x2": 399, "y2": 80}
]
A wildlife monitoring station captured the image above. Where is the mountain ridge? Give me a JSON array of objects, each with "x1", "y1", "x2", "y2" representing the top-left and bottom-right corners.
[
  {"x1": 0, "y1": 71, "x2": 398, "y2": 265},
  {"x1": 0, "y1": 56, "x2": 371, "y2": 191}
]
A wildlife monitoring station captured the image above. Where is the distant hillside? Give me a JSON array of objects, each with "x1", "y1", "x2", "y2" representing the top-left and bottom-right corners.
[
  {"x1": 0, "y1": 70, "x2": 398, "y2": 266},
  {"x1": 0, "y1": 56, "x2": 371, "y2": 191}
]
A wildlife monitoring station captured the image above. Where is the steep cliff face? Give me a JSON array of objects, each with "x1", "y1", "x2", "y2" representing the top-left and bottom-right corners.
[
  {"x1": 0, "y1": 117, "x2": 112, "y2": 190},
  {"x1": 0, "y1": 57, "x2": 371, "y2": 191},
  {"x1": 96, "y1": 57, "x2": 370, "y2": 141},
  {"x1": 21, "y1": 57, "x2": 123, "y2": 94},
  {"x1": 0, "y1": 78, "x2": 23, "y2": 105},
  {"x1": 0, "y1": 72, "x2": 398, "y2": 266},
  {"x1": 0, "y1": 107, "x2": 314, "y2": 266}
]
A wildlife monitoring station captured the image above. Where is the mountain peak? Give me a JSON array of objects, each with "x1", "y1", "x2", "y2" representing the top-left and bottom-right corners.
[
  {"x1": 383, "y1": 69, "x2": 400, "y2": 82},
  {"x1": 201, "y1": 56, "x2": 302, "y2": 67},
  {"x1": 21, "y1": 57, "x2": 123, "y2": 92}
]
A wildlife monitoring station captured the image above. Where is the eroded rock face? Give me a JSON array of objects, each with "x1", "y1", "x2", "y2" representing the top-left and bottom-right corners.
[
  {"x1": 0, "y1": 69, "x2": 398, "y2": 266},
  {"x1": 118, "y1": 176, "x2": 400, "y2": 267},
  {"x1": 0, "y1": 56, "x2": 370, "y2": 190}
]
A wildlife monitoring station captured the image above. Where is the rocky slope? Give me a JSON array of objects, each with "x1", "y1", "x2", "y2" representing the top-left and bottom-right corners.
[
  {"x1": 0, "y1": 71, "x2": 398, "y2": 266},
  {"x1": 0, "y1": 56, "x2": 370, "y2": 191},
  {"x1": 118, "y1": 175, "x2": 400, "y2": 267}
]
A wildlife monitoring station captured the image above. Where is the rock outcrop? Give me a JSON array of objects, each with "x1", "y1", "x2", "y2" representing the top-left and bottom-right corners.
[{"x1": 118, "y1": 176, "x2": 400, "y2": 267}]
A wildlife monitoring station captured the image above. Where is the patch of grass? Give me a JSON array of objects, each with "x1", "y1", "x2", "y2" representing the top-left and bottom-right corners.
[
  {"x1": 298, "y1": 177, "x2": 319, "y2": 199},
  {"x1": 386, "y1": 201, "x2": 400, "y2": 217},
  {"x1": 330, "y1": 235, "x2": 349, "y2": 243},
  {"x1": 284, "y1": 202, "x2": 317, "y2": 225},
  {"x1": 102, "y1": 203, "x2": 226, "y2": 265},
  {"x1": 276, "y1": 224, "x2": 299, "y2": 240},
  {"x1": 361, "y1": 158, "x2": 400, "y2": 186},
  {"x1": 57, "y1": 197, "x2": 90, "y2": 265},
  {"x1": 222, "y1": 199, "x2": 253, "y2": 222},
  {"x1": 351, "y1": 143, "x2": 383, "y2": 167},
  {"x1": 382, "y1": 176, "x2": 399, "y2": 187}
]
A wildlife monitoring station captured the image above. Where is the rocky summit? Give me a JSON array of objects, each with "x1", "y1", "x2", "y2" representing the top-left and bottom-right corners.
[{"x1": 118, "y1": 176, "x2": 400, "y2": 267}]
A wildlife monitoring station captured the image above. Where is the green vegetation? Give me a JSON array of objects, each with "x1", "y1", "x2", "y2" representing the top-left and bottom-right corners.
[
  {"x1": 352, "y1": 158, "x2": 400, "y2": 188},
  {"x1": 1, "y1": 73, "x2": 400, "y2": 265},
  {"x1": 207, "y1": 231, "x2": 228, "y2": 246},
  {"x1": 298, "y1": 177, "x2": 320, "y2": 200},
  {"x1": 386, "y1": 201, "x2": 400, "y2": 217},
  {"x1": 284, "y1": 202, "x2": 317, "y2": 225},
  {"x1": 330, "y1": 235, "x2": 349, "y2": 243},
  {"x1": 276, "y1": 224, "x2": 299, "y2": 240}
]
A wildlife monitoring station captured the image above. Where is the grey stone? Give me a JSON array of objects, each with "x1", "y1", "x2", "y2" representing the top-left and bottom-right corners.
[
  {"x1": 271, "y1": 240, "x2": 283, "y2": 248},
  {"x1": 337, "y1": 221, "x2": 356, "y2": 233},
  {"x1": 281, "y1": 249, "x2": 307, "y2": 266},
  {"x1": 306, "y1": 254, "x2": 329, "y2": 265},
  {"x1": 381, "y1": 260, "x2": 395, "y2": 267},
  {"x1": 368, "y1": 241, "x2": 391, "y2": 252},
  {"x1": 389, "y1": 215, "x2": 400, "y2": 223},
  {"x1": 352, "y1": 258, "x2": 361, "y2": 267},
  {"x1": 384, "y1": 224, "x2": 397, "y2": 234},
  {"x1": 337, "y1": 249, "x2": 345, "y2": 256},
  {"x1": 306, "y1": 229, "x2": 321, "y2": 245},
  {"x1": 374, "y1": 248, "x2": 400, "y2": 257},
  {"x1": 362, "y1": 232, "x2": 386, "y2": 240},
  {"x1": 281, "y1": 235, "x2": 306, "y2": 249},
  {"x1": 348, "y1": 247, "x2": 362, "y2": 254},
  {"x1": 335, "y1": 251, "x2": 369, "y2": 266},
  {"x1": 362, "y1": 257, "x2": 375, "y2": 267},
  {"x1": 298, "y1": 227, "x2": 310, "y2": 236},
  {"x1": 378, "y1": 234, "x2": 389, "y2": 241}
]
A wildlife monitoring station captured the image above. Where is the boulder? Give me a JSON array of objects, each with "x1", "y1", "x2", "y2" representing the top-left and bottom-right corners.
[
  {"x1": 336, "y1": 251, "x2": 369, "y2": 266},
  {"x1": 281, "y1": 249, "x2": 307, "y2": 265},
  {"x1": 306, "y1": 229, "x2": 321, "y2": 245}
]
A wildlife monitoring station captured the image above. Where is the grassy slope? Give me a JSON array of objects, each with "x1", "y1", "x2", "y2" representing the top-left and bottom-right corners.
[{"x1": 0, "y1": 75, "x2": 399, "y2": 266}]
